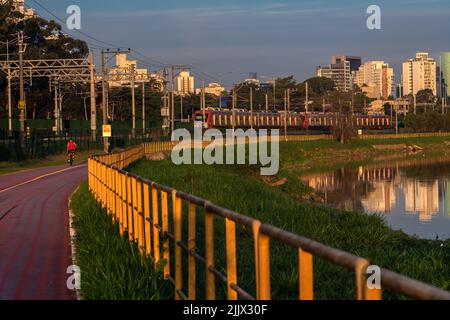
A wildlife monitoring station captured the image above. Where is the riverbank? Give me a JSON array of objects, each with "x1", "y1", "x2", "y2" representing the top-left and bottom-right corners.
[{"x1": 277, "y1": 135, "x2": 450, "y2": 197}]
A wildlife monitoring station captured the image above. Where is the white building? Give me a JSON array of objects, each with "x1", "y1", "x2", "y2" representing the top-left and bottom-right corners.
[
  {"x1": 317, "y1": 58, "x2": 352, "y2": 91},
  {"x1": 195, "y1": 82, "x2": 225, "y2": 96},
  {"x1": 402, "y1": 52, "x2": 437, "y2": 96},
  {"x1": 109, "y1": 53, "x2": 149, "y2": 88},
  {"x1": 355, "y1": 61, "x2": 395, "y2": 99},
  {"x1": 176, "y1": 71, "x2": 195, "y2": 95}
]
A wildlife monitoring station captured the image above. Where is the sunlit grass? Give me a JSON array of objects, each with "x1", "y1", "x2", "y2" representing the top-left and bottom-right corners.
[
  {"x1": 70, "y1": 183, "x2": 171, "y2": 300},
  {"x1": 128, "y1": 155, "x2": 450, "y2": 299}
]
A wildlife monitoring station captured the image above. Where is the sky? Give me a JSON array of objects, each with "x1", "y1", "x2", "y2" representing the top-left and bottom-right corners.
[{"x1": 26, "y1": 0, "x2": 450, "y2": 88}]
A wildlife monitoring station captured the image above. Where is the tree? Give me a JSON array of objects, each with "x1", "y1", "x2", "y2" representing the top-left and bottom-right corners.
[
  {"x1": 0, "y1": 5, "x2": 89, "y2": 121},
  {"x1": 416, "y1": 89, "x2": 435, "y2": 104},
  {"x1": 301, "y1": 77, "x2": 335, "y2": 96}
]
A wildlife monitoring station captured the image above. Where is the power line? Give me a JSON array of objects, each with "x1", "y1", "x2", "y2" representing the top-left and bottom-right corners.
[{"x1": 28, "y1": 0, "x2": 231, "y2": 87}]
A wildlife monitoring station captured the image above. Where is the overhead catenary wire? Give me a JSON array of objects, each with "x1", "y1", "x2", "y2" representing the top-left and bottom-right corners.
[{"x1": 27, "y1": 0, "x2": 232, "y2": 88}]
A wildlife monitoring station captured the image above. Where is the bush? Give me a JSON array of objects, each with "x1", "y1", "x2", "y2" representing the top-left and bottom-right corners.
[{"x1": 405, "y1": 112, "x2": 450, "y2": 132}]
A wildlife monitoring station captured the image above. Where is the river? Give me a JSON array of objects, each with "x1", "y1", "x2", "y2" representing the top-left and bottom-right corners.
[{"x1": 301, "y1": 157, "x2": 450, "y2": 240}]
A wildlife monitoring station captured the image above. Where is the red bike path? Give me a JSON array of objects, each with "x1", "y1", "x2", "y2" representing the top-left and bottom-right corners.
[{"x1": 0, "y1": 164, "x2": 86, "y2": 300}]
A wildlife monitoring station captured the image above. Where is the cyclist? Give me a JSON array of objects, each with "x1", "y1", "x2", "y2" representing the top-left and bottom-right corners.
[{"x1": 67, "y1": 139, "x2": 77, "y2": 164}]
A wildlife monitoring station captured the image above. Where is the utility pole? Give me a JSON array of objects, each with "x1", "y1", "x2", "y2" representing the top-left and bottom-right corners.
[
  {"x1": 284, "y1": 89, "x2": 287, "y2": 141},
  {"x1": 287, "y1": 88, "x2": 291, "y2": 112},
  {"x1": 18, "y1": 31, "x2": 26, "y2": 140},
  {"x1": 162, "y1": 68, "x2": 169, "y2": 136},
  {"x1": 180, "y1": 95, "x2": 183, "y2": 123},
  {"x1": 100, "y1": 49, "x2": 109, "y2": 151},
  {"x1": 202, "y1": 80, "x2": 206, "y2": 128},
  {"x1": 171, "y1": 65, "x2": 175, "y2": 134},
  {"x1": 442, "y1": 90, "x2": 445, "y2": 115},
  {"x1": 54, "y1": 83, "x2": 59, "y2": 134},
  {"x1": 265, "y1": 94, "x2": 269, "y2": 112},
  {"x1": 6, "y1": 39, "x2": 12, "y2": 135},
  {"x1": 89, "y1": 49, "x2": 97, "y2": 141},
  {"x1": 414, "y1": 94, "x2": 417, "y2": 115},
  {"x1": 232, "y1": 85, "x2": 236, "y2": 132},
  {"x1": 131, "y1": 63, "x2": 136, "y2": 138},
  {"x1": 395, "y1": 107, "x2": 399, "y2": 135},
  {"x1": 305, "y1": 82, "x2": 309, "y2": 113},
  {"x1": 273, "y1": 78, "x2": 276, "y2": 109},
  {"x1": 322, "y1": 98, "x2": 326, "y2": 114},
  {"x1": 59, "y1": 88, "x2": 63, "y2": 132},
  {"x1": 142, "y1": 81, "x2": 146, "y2": 135}
]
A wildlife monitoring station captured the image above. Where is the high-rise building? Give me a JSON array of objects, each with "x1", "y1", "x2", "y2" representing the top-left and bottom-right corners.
[
  {"x1": 317, "y1": 58, "x2": 352, "y2": 91},
  {"x1": 440, "y1": 52, "x2": 450, "y2": 97},
  {"x1": 355, "y1": 61, "x2": 395, "y2": 99},
  {"x1": 331, "y1": 55, "x2": 362, "y2": 72},
  {"x1": 402, "y1": 52, "x2": 437, "y2": 96},
  {"x1": 176, "y1": 71, "x2": 195, "y2": 95}
]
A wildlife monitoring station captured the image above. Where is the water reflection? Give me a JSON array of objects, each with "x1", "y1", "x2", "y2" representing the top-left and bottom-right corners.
[{"x1": 302, "y1": 158, "x2": 450, "y2": 240}]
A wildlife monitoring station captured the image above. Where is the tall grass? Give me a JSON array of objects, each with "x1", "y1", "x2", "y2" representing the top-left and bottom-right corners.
[
  {"x1": 70, "y1": 184, "x2": 171, "y2": 300},
  {"x1": 128, "y1": 157, "x2": 450, "y2": 300}
]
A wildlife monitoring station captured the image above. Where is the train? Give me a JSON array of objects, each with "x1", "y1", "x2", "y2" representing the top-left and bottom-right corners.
[{"x1": 194, "y1": 108, "x2": 392, "y2": 130}]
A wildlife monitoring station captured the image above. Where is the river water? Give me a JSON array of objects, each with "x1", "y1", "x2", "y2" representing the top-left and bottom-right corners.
[{"x1": 301, "y1": 157, "x2": 450, "y2": 240}]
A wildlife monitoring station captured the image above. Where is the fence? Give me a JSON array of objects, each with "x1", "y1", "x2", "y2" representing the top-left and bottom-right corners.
[
  {"x1": 87, "y1": 142, "x2": 450, "y2": 300},
  {"x1": 0, "y1": 127, "x2": 165, "y2": 161}
]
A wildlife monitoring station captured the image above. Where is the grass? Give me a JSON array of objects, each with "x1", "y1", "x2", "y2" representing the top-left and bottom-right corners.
[
  {"x1": 70, "y1": 183, "x2": 171, "y2": 300},
  {"x1": 124, "y1": 137, "x2": 450, "y2": 300},
  {"x1": 71, "y1": 135, "x2": 450, "y2": 300},
  {"x1": 0, "y1": 149, "x2": 101, "y2": 176}
]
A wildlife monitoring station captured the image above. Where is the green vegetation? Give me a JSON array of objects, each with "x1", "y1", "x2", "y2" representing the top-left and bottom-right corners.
[
  {"x1": 0, "y1": 149, "x2": 99, "y2": 175},
  {"x1": 125, "y1": 138, "x2": 450, "y2": 299},
  {"x1": 70, "y1": 183, "x2": 171, "y2": 300},
  {"x1": 405, "y1": 112, "x2": 450, "y2": 132}
]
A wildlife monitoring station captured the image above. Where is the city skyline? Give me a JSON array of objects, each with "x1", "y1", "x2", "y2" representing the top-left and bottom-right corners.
[{"x1": 25, "y1": 0, "x2": 450, "y2": 87}]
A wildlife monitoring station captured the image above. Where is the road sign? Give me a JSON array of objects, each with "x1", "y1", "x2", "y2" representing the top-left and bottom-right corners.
[
  {"x1": 18, "y1": 100, "x2": 26, "y2": 110},
  {"x1": 102, "y1": 124, "x2": 112, "y2": 137}
]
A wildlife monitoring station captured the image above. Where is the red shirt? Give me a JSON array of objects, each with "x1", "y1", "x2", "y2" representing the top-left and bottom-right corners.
[{"x1": 67, "y1": 141, "x2": 77, "y2": 152}]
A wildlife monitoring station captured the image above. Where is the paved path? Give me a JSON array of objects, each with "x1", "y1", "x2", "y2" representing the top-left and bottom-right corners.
[{"x1": 0, "y1": 164, "x2": 86, "y2": 300}]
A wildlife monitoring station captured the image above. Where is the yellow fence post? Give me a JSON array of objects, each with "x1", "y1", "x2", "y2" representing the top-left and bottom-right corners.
[
  {"x1": 143, "y1": 182, "x2": 152, "y2": 256},
  {"x1": 188, "y1": 202, "x2": 196, "y2": 300},
  {"x1": 298, "y1": 248, "x2": 314, "y2": 300},
  {"x1": 252, "y1": 221, "x2": 262, "y2": 297},
  {"x1": 152, "y1": 186, "x2": 161, "y2": 269},
  {"x1": 131, "y1": 177, "x2": 138, "y2": 242},
  {"x1": 225, "y1": 218, "x2": 237, "y2": 300},
  {"x1": 126, "y1": 174, "x2": 133, "y2": 240},
  {"x1": 161, "y1": 190, "x2": 170, "y2": 277},
  {"x1": 173, "y1": 190, "x2": 183, "y2": 300},
  {"x1": 258, "y1": 233, "x2": 271, "y2": 300},
  {"x1": 205, "y1": 210, "x2": 215, "y2": 300},
  {"x1": 355, "y1": 258, "x2": 370, "y2": 300},
  {"x1": 137, "y1": 179, "x2": 144, "y2": 253}
]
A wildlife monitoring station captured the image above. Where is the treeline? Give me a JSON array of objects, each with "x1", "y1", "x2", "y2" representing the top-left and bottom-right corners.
[{"x1": 404, "y1": 112, "x2": 450, "y2": 132}]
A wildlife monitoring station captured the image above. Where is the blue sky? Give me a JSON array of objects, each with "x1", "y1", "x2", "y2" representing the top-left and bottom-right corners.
[{"x1": 28, "y1": 0, "x2": 450, "y2": 87}]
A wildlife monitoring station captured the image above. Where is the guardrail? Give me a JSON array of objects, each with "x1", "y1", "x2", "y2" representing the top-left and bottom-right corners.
[{"x1": 87, "y1": 142, "x2": 450, "y2": 300}]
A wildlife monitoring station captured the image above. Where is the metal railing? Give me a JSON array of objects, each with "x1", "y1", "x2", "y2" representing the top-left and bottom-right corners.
[{"x1": 87, "y1": 142, "x2": 450, "y2": 300}]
